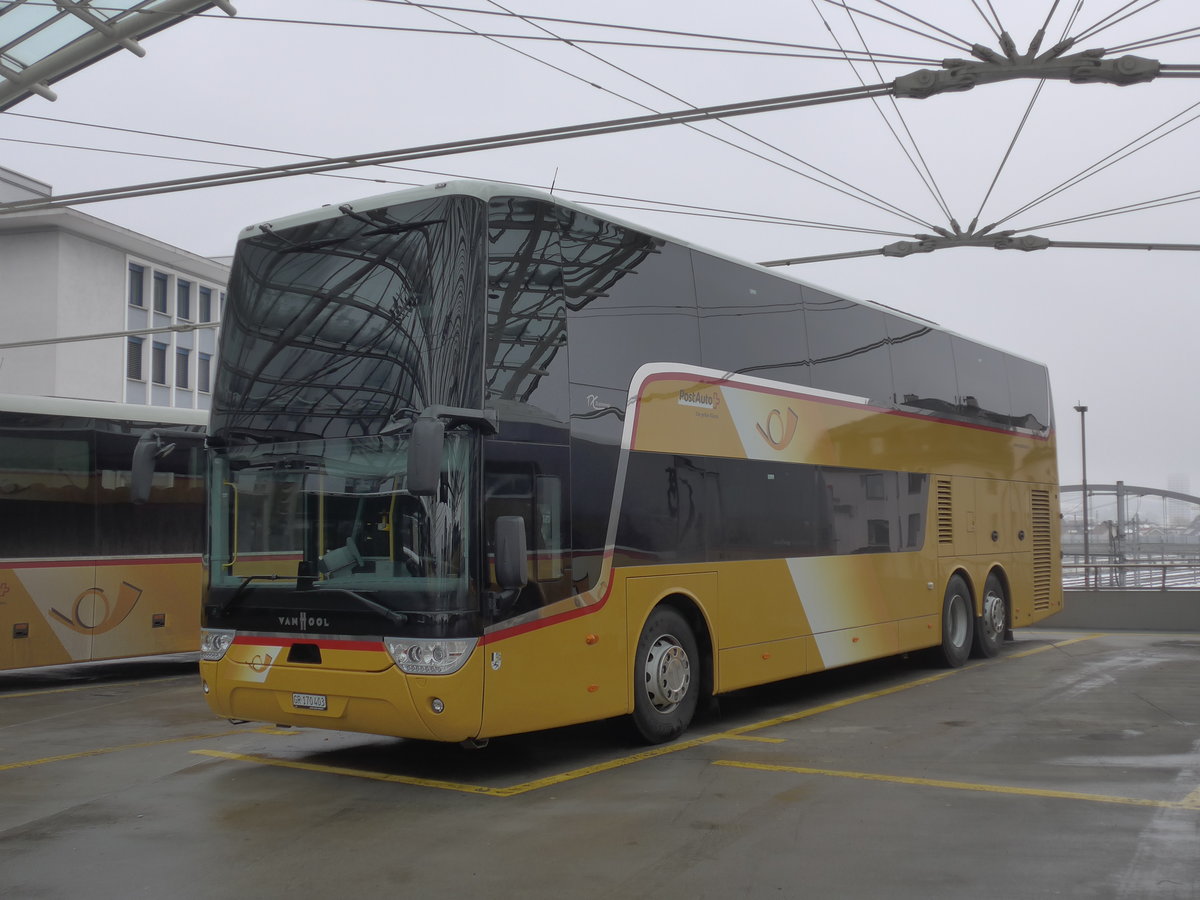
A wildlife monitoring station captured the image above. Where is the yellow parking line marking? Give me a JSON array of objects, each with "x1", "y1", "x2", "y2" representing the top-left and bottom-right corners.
[
  {"x1": 721, "y1": 669, "x2": 959, "y2": 737},
  {"x1": 1180, "y1": 785, "x2": 1200, "y2": 810},
  {"x1": 715, "y1": 734, "x2": 787, "y2": 743},
  {"x1": 713, "y1": 760, "x2": 1200, "y2": 811},
  {"x1": 0, "y1": 675, "x2": 191, "y2": 700},
  {"x1": 190, "y1": 750, "x2": 506, "y2": 795},
  {"x1": 0, "y1": 727, "x2": 274, "y2": 771},
  {"x1": 188, "y1": 665, "x2": 987, "y2": 794},
  {"x1": 1006, "y1": 634, "x2": 1103, "y2": 659},
  {"x1": 189, "y1": 638, "x2": 1102, "y2": 795}
]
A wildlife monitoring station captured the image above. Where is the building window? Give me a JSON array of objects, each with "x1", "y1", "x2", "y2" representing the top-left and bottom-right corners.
[
  {"x1": 153, "y1": 272, "x2": 169, "y2": 313},
  {"x1": 199, "y1": 286, "x2": 212, "y2": 322},
  {"x1": 152, "y1": 342, "x2": 168, "y2": 384},
  {"x1": 177, "y1": 280, "x2": 191, "y2": 320},
  {"x1": 128, "y1": 263, "x2": 145, "y2": 307},
  {"x1": 127, "y1": 337, "x2": 144, "y2": 380},
  {"x1": 176, "y1": 348, "x2": 190, "y2": 389},
  {"x1": 198, "y1": 353, "x2": 212, "y2": 393}
]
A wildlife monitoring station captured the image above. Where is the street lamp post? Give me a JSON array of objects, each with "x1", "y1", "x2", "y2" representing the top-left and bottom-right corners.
[{"x1": 1074, "y1": 404, "x2": 1090, "y2": 589}]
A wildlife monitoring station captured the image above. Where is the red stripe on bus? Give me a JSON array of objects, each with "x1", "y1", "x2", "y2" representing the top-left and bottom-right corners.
[
  {"x1": 231, "y1": 635, "x2": 384, "y2": 652},
  {"x1": 481, "y1": 552, "x2": 616, "y2": 645},
  {"x1": 4, "y1": 556, "x2": 203, "y2": 569}
]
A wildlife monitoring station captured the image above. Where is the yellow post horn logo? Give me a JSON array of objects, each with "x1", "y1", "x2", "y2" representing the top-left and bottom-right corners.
[
  {"x1": 756, "y1": 407, "x2": 799, "y2": 450},
  {"x1": 49, "y1": 581, "x2": 143, "y2": 635}
]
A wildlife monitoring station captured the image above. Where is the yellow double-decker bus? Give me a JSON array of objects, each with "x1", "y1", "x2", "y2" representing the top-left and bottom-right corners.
[
  {"x1": 190, "y1": 181, "x2": 1061, "y2": 744},
  {"x1": 1, "y1": 395, "x2": 206, "y2": 671}
]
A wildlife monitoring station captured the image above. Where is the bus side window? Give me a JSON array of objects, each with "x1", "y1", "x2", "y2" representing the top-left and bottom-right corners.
[
  {"x1": 535, "y1": 475, "x2": 563, "y2": 581},
  {"x1": 484, "y1": 466, "x2": 569, "y2": 612}
]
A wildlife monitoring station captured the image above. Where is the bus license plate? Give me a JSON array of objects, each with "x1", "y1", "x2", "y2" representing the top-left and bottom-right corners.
[{"x1": 292, "y1": 692, "x2": 327, "y2": 711}]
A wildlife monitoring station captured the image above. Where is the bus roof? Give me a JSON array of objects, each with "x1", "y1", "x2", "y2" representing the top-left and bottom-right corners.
[
  {"x1": 236, "y1": 179, "x2": 1047, "y2": 370},
  {"x1": 0, "y1": 393, "x2": 209, "y2": 426}
]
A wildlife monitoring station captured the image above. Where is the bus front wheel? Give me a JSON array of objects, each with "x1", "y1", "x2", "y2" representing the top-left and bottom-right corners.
[
  {"x1": 937, "y1": 575, "x2": 973, "y2": 668},
  {"x1": 632, "y1": 606, "x2": 700, "y2": 744},
  {"x1": 972, "y1": 573, "x2": 1007, "y2": 658}
]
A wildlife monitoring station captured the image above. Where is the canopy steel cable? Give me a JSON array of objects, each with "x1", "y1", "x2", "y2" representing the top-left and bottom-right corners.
[
  {"x1": 0, "y1": 81, "x2": 900, "y2": 212},
  {"x1": 827, "y1": 0, "x2": 955, "y2": 222},
  {"x1": 582, "y1": 199, "x2": 910, "y2": 237},
  {"x1": 0, "y1": 136, "x2": 423, "y2": 187},
  {"x1": 1109, "y1": 27, "x2": 1200, "y2": 53},
  {"x1": 400, "y1": 0, "x2": 935, "y2": 229},
  {"x1": 815, "y1": 0, "x2": 973, "y2": 52},
  {"x1": 1073, "y1": 0, "x2": 1166, "y2": 45},
  {"x1": 968, "y1": 0, "x2": 1003, "y2": 41},
  {"x1": 1041, "y1": 0, "x2": 1066, "y2": 34},
  {"x1": 13, "y1": 2, "x2": 938, "y2": 65},
  {"x1": 968, "y1": 0, "x2": 1094, "y2": 230},
  {"x1": 977, "y1": 1, "x2": 1186, "y2": 230},
  {"x1": 361, "y1": 0, "x2": 940, "y2": 64},
  {"x1": 969, "y1": 80, "x2": 1049, "y2": 231},
  {"x1": 1062, "y1": 0, "x2": 1088, "y2": 42},
  {"x1": 1021, "y1": 187, "x2": 1200, "y2": 231},
  {"x1": 0, "y1": 116, "x2": 906, "y2": 238},
  {"x1": 474, "y1": 0, "x2": 934, "y2": 229},
  {"x1": 990, "y1": 100, "x2": 1200, "y2": 228},
  {"x1": 984, "y1": 0, "x2": 1008, "y2": 36}
]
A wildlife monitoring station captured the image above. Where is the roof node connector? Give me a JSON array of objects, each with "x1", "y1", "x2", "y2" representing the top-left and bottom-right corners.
[{"x1": 894, "y1": 49, "x2": 1161, "y2": 100}]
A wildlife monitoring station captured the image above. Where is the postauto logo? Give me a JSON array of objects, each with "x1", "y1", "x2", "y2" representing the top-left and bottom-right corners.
[{"x1": 678, "y1": 387, "x2": 721, "y2": 410}]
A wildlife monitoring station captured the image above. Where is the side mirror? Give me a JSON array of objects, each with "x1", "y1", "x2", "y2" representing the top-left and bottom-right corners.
[
  {"x1": 407, "y1": 417, "x2": 445, "y2": 496},
  {"x1": 131, "y1": 434, "x2": 161, "y2": 505},
  {"x1": 494, "y1": 516, "x2": 528, "y2": 589}
]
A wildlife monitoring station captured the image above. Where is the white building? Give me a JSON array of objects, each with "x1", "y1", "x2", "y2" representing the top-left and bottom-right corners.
[{"x1": 0, "y1": 166, "x2": 228, "y2": 410}]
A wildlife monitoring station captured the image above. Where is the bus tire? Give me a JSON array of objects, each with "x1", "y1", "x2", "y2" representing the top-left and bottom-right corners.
[
  {"x1": 937, "y1": 575, "x2": 973, "y2": 668},
  {"x1": 631, "y1": 606, "x2": 700, "y2": 744},
  {"x1": 972, "y1": 572, "x2": 1007, "y2": 659}
]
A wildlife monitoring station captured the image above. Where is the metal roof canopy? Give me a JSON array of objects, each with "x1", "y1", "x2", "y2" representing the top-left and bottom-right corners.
[{"x1": 0, "y1": 0, "x2": 235, "y2": 113}]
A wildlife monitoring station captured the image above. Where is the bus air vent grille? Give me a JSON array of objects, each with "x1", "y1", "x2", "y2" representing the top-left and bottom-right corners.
[
  {"x1": 936, "y1": 479, "x2": 953, "y2": 544},
  {"x1": 1031, "y1": 489, "x2": 1053, "y2": 611}
]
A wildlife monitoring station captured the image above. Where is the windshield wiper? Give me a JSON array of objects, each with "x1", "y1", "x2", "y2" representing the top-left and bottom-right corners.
[{"x1": 324, "y1": 589, "x2": 408, "y2": 626}]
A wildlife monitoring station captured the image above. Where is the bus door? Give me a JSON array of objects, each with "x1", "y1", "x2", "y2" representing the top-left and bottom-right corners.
[{"x1": 479, "y1": 443, "x2": 620, "y2": 735}]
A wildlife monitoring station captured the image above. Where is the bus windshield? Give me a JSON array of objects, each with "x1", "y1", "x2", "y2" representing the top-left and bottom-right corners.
[{"x1": 210, "y1": 431, "x2": 475, "y2": 611}]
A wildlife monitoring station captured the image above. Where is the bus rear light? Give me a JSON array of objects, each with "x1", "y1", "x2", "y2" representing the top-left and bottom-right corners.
[
  {"x1": 385, "y1": 637, "x2": 477, "y2": 675},
  {"x1": 201, "y1": 629, "x2": 235, "y2": 661}
]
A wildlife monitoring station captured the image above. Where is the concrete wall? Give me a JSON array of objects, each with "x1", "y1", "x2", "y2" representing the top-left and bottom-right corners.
[
  {"x1": 1040, "y1": 590, "x2": 1200, "y2": 631},
  {"x1": 0, "y1": 204, "x2": 229, "y2": 409},
  {"x1": 0, "y1": 230, "x2": 60, "y2": 396}
]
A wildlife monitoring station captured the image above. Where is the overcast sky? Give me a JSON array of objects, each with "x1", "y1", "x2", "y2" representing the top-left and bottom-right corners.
[{"x1": 2, "y1": 0, "x2": 1197, "y2": 516}]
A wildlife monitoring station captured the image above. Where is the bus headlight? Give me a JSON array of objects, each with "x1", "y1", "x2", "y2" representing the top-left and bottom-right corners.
[
  {"x1": 200, "y1": 629, "x2": 236, "y2": 661},
  {"x1": 385, "y1": 637, "x2": 477, "y2": 675}
]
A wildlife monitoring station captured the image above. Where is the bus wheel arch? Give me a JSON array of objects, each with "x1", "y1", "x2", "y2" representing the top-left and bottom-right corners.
[
  {"x1": 972, "y1": 568, "x2": 1010, "y2": 659},
  {"x1": 936, "y1": 572, "x2": 974, "y2": 667},
  {"x1": 630, "y1": 598, "x2": 710, "y2": 744}
]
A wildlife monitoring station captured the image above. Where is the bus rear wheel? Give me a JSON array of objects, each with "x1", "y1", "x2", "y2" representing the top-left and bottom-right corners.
[
  {"x1": 632, "y1": 606, "x2": 700, "y2": 744},
  {"x1": 972, "y1": 573, "x2": 1007, "y2": 658},
  {"x1": 936, "y1": 575, "x2": 973, "y2": 668}
]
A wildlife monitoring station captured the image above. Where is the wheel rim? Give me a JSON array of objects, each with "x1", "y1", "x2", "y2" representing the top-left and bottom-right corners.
[
  {"x1": 948, "y1": 593, "x2": 970, "y2": 648},
  {"x1": 982, "y1": 587, "x2": 1006, "y2": 640},
  {"x1": 644, "y1": 633, "x2": 690, "y2": 713}
]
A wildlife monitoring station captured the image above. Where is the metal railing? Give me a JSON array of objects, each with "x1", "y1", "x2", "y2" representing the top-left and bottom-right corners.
[{"x1": 1063, "y1": 561, "x2": 1200, "y2": 591}]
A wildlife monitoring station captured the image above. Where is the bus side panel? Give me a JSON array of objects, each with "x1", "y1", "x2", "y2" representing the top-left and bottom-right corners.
[
  {"x1": 89, "y1": 560, "x2": 202, "y2": 661},
  {"x1": 1, "y1": 566, "x2": 80, "y2": 669},
  {"x1": 1, "y1": 559, "x2": 201, "y2": 671},
  {"x1": 480, "y1": 599, "x2": 629, "y2": 739}
]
